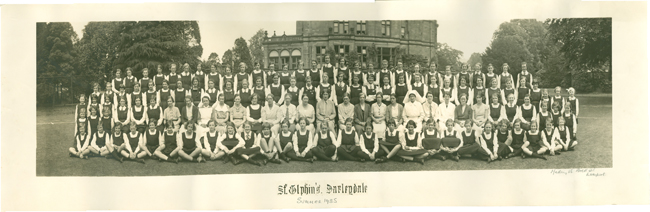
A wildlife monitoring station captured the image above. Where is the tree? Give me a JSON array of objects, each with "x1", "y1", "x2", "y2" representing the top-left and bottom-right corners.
[
  {"x1": 113, "y1": 21, "x2": 203, "y2": 75},
  {"x1": 467, "y1": 52, "x2": 483, "y2": 69},
  {"x1": 74, "y1": 22, "x2": 120, "y2": 87},
  {"x1": 482, "y1": 35, "x2": 532, "y2": 75},
  {"x1": 547, "y1": 18, "x2": 611, "y2": 92},
  {"x1": 248, "y1": 29, "x2": 266, "y2": 64},
  {"x1": 232, "y1": 37, "x2": 253, "y2": 73},
  {"x1": 434, "y1": 42, "x2": 463, "y2": 72},
  {"x1": 222, "y1": 49, "x2": 234, "y2": 70},
  {"x1": 37, "y1": 22, "x2": 78, "y2": 105}
]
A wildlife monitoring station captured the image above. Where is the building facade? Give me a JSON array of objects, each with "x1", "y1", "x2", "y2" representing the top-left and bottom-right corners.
[{"x1": 262, "y1": 20, "x2": 438, "y2": 70}]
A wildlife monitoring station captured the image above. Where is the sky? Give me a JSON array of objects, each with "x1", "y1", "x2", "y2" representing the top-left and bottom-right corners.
[{"x1": 71, "y1": 19, "x2": 510, "y2": 62}]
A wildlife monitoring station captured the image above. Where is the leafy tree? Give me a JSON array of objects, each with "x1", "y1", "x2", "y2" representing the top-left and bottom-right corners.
[
  {"x1": 434, "y1": 42, "x2": 463, "y2": 72},
  {"x1": 113, "y1": 21, "x2": 203, "y2": 75},
  {"x1": 546, "y1": 18, "x2": 611, "y2": 92},
  {"x1": 467, "y1": 52, "x2": 483, "y2": 69},
  {"x1": 232, "y1": 37, "x2": 253, "y2": 73},
  {"x1": 208, "y1": 52, "x2": 220, "y2": 65},
  {"x1": 74, "y1": 22, "x2": 120, "y2": 87},
  {"x1": 37, "y1": 22, "x2": 78, "y2": 105},
  {"x1": 248, "y1": 29, "x2": 266, "y2": 64},
  {"x1": 222, "y1": 49, "x2": 234, "y2": 70}
]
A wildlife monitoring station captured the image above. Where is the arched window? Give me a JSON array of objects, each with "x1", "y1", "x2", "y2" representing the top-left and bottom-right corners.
[
  {"x1": 291, "y1": 49, "x2": 301, "y2": 69},
  {"x1": 280, "y1": 50, "x2": 290, "y2": 69},
  {"x1": 269, "y1": 51, "x2": 279, "y2": 69}
]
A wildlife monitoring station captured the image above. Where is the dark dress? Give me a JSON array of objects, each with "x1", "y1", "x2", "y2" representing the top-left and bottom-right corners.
[
  {"x1": 237, "y1": 132, "x2": 261, "y2": 155},
  {"x1": 457, "y1": 130, "x2": 481, "y2": 155},
  {"x1": 161, "y1": 132, "x2": 178, "y2": 155},
  {"x1": 181, "y1": 132, "x2": 197, "y2": 153},
  {"x1": 398, "y1": 132, "x2": 428, "y2": 156},
  {"x1": 145, "y1": 129, "x2": 160, "y2": 153},
  {"x1": 95, "y1": 131, "x2": 107, "y2": 148},
  {"x1": 204, "y1": 131, "x2": 219, "y2": 152},
  {"x1": 421, "y1": 130, "x2": 441, "y2": 150},
  {"x1": 338, "y1": 129, "x2": 358, "y2": 153}
]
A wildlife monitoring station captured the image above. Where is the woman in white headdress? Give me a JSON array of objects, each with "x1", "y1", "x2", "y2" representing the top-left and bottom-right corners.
[
  {"x1": 402, "y1": 90, "x2": 425, "y2": 133},
  {"x1": 196, "y1": 93, "x2": 213, "y2": 136}
]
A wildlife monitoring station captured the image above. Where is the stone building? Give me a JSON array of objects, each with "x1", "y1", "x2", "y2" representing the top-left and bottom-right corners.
[{"x1": 262, "y1": 20, "x2": 438, "y2": 70}]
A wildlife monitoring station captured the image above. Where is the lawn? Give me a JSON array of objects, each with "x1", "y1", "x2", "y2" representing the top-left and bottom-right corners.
[{"x1": 36, "y1": 94, "x2": 612, "y2": 176}]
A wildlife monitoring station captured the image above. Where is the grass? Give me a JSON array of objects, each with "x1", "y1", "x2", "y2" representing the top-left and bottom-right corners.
[{"x1": 36, "y1": 94, "x2": 612, "y2": 176}]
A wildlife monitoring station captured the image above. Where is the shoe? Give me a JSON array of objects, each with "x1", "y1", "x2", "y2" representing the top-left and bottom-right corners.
[
  {"x1": 521, "y1": 154, "x2": 527, "y2": 159},
  {"x1": 497, "y1": 156, "x2": 503, "y2": 161},
  {"x1": 138, "y1": 159, "x2": 146, "y2": 164},
  {"x1": 440, "y1": 155, "x2": 446, "y2": 161},
  {"x1": 401, "y1": 158, "x2": 407, "y2": 163},
  {"x1": 118, "y1": 157, "x2": 124, "y2": 163},
  {"x1": 261, "y1": 159, "x2": 268, "y2": 165},
  {"x1": 270, "y1": 158, "x2": 282, "y2": 164},
  {"x1": 249, "y1": 159, "x2": 262, "y2": 166},
  {"x1": 487, "y1": 158, "x2": 492, "y2": 163},
  {"x1": 223, "y1": 155, "x2": 231, "y2": 164},
  {"x1": 69, "y1": 153, "x2": 76, "y2": 157},
  {"x1": 159, "y1": 158, "x2": 164, "y2": 162},
  {"x1": 451, "y1": 155, "x2": 460, "y2": 162},
  {"x1": 568, "y1": 147, "x2": 575, "y2": 151},
  {"x1": 359, "y1": 158, "x2": 366, "y2": 162},
  {"x1": 307, "y1": 158, "x2": 314, "y2": 163},
  {"x1": 233, "y1": 158, "x2": 242, "y2": 165},
  {"x1": 417, "y1": 158, "x2": 425, "y2": 165},
  {"x1": 555, "y1": 151, "x2": 561, "y2": 155},
  {"x1": 285, "y1": 157, "x2": 291, "y2": 163},
  {"x1": 174, "y1": 157, "x2": 180, "y2": 164}
]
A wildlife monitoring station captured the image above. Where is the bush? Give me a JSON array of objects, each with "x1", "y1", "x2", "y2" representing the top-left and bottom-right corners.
[{"x1": 572, "y1": 71, "x2": 611, "y2": 93}]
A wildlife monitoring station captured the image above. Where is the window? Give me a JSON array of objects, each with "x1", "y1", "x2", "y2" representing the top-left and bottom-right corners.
[
  {"x1": 269, "y1": 51, "x2": 279, "y2": 69},
  {"x1": 291, "y1": 50, "x2": 301, "y2": 69},
  {"x1": 356, "y1": 21, "x2": 366, "y2": 35},
  {"x1": 357, "y1": 46, "x2": 367, "y2": 65},
  {"x1": 334, "y1": 20, "x2": 349, "y2": 34},
  {"x1": 315, "y1": 46, "x2": 327, "y2": 65},
  {"x1": 280, "y1": 50, "x2": 290, "y2": 69},
  {"x1": 401, "y1": 27, "x2": 405, "y2": 38},
  {"x1": 334, "y1": 45, "x2": 349, "y2": 57},
  {"x1": 382, "y1": 21, "x2": 391, "y2": 36}
]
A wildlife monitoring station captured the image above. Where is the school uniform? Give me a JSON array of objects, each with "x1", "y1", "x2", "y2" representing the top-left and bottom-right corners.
[
  {"x1": 541, "y1": 128, "x2": 561, "y2": 152},
  {"x1": 349, "y1": 84, "x2": 363, "y2": 105},
  {"x1": 124, "y1": 76, "x2": 137, "y2": 93},
  {"x1": 337, "y1": 129, "x2": 359, "y2": 160},
  {"x1": 338, "y1": 67, "x2": 350, "y2": 85},
  {"x1": 286, "y1": 86, "x2": 300, "y2": 106},
  {"x1": 131, "y1": 105, "x2": 147, "y2": 133},
  {"x1": 114, "y1": 106, "x2": 131, "y2": 132},
  {"x1": 293, "y1": 70, "x2": 307, "y2": 88},
  {"x1": 174, "y1": 88, "x2": 189, "y2": 108},
  {"x1": 517, "y1": 87, "x2": 530, "y2": 106},
  {"x1": 190, "y1": 88, "x2": 203, "y2": 106},
  {"x1": 502, "y1": 88, "x2": 515, "y2": 105},
  {"x1": 394, "y1": 83, "x2": 408, "y2": 105},
  {"x1": 334, "y1": 82, "x2": 349, "y2": 105},
  {"x1": 111, "y1": 132, "x2": 126, "y2": 151},
  {"x1": 203, "y1": 131, "x2": 220, "y2": 152},
  {"x1": 206, "y1": 73, "x2": 221, "y2": 91},
  {"x1": 525, "y1": 131, "x2": 542, "y2": 153},
  {"x1": 428, "y1": 85, "x2": 441, "y2": 104},
  {"x1": 72, "y1": 133, "x2": 90, "y2": 152},
  {"x1": 364, "y1": 84, "x2": 378, "y2": 105},
  {"x1": 457, "y1": 130, "x2": 481, "y2": 156},
  {"x1": 394, "y1": 70, "x2": 409, "y2": 87},
  {"x1": 471, "y1": 72, "x2": 485, "y2": 88},
  {"x1": 235, "y1": 88, "x2": 251, "y2": 108},
  {"x1": 358, "y1": 132, "x2": 385, "y2": 160},
  {"x1": 510, "y1": 129, "x2": 526, "y2": 155},
  {"x1": 92, "y1": 131, "x2": 108, "y2": 151},
  {"x1": 557, "y1": 126, "x2": 573, "y2": 148},
  {"x1": 563, "y1": 113, "x2": 577, "y2": 140},
  {"x1": 489, "y1": 104, "x2": 503, "y2": 123},
  {"x1": 499, "y1": 73, "x2": 513, "y2": 90},
  {"x1": 145, "y1": 90, "x2": 159, "y2": 107},
  {"x1": 269, "y1": 84, "x2": 284, "y2": 104},
  {"x1": 504, "y1": 103, "x2": 518, "y2": 123},
  {"x1": 379, "y1": 69, "x2": 392, "y2": 87},
  {"x1": 485, "y1": 73, "x2": 497, "y2": 89},
  {"x1": 249, "y1": 86, "x2": 265, "y2": 107},
  {"x1": 486, "y1": 87, "x2": 501, "y2": 105},
  {"x1": 321, "y1": 65, "x2": 335, "y2": 85},
  {"x1": 440, "y1": 130, "x2": 462, "y2": 157},
  {"x1": 440, "y1": 87, "x2": 456, "y2": 104},
  {"x1": 421, "y1": 130, "x2": 441, "y2": 151},
  {"x1": 101, "y1": 116, "x2": 113, "y2": 134},
  {"x1": 222, "y1": 89, "x2": 235, "y2": 108},
  {"x1": 412, "y1": 82, "x2": 427, "y2": 101},
  {"x1": 478, "y1": 132, "x2": 511, "y2": 157},
  {"x1": 551, "y1": 111, "x2": 562, "y2": 128},
  {"x1": 161, "y1": 131, "x2": 178, "y2": 156},
  {"x1": 168, "y1": 73, "x2": 179, "y2": 90},
  {"x1": 250, "y1": 70, "x2": 265, "y2": 87},
  {"x1": 350, "y1": 71, "x2": 363, "y2": 86},
  {"x1": 179, "y1": 72, "x2": 193, "y2": 90},
  {"x1": 363, "y1": 71, "x2": 379, "y2": 86},
  {"x1": 278, "y1": 131, "x2": 294, "y2": 150},
  {"x1": 567, "y1": 96, "x2": 580, "y2": 123},
  {"x1": 145, "y1": 129, "x2": 161, "y2": 153},
  {"x1": 381, "y1": 129, "x2": 401, "y2": 148},
  {"x1": 205, "y1": 88, "x2": 218, "y2": 106},
  {"x1": 397, "y1": 131, "x2": 428, "y2": 156},
  {"x1": 181, "y1": 131, "x2": 199, "y2": 154},
  {"x1": 234, "y1": 72, "x2": 251, "y2": 91},
  {"x1": 425, "y1": 72, "x2": 441, "y2": 88},
  {"x1": 247, "y1": 104, "x2": 263, "y2": 132},
  {"x1": 458, "y1": 72, "x2": 470, "y2": 87},
  {"x1": 381, "y1": 85, "x2": 394, "y2": 105},
  {"x1": 530, "y1": 89, "x2": 542, "y2": 111},
  {"x1": 127, "y1": 131, "x2": 141, "y2": 154},
  {"x1": 153, "y1": 74, "x2": 165, "y2": 91},
  {"x1": 308, "y1": 69, "x2": 320, "y2": 87},
  {"x1": 88, "y1": 115, "x2": 100, "y2": 136},
  {"x1": 473, "y1": 87, "x2": 486, "y2": 104},
  {"x1": 316, "y1": 83, "x2": 334, "y2": 103},
  {"x1": 311, "y1": 131, "x2": 337, "y2": 160},
  {"x1": 237, "y1": 132, "x2": 260, "y2": 155},
  {"x1": 279, "y1": 72, "x2": 292, "y2": 89},
  {"x1": 496, "y1": 129, "x2": 512, "y2": 150},
  {"x1": 181, "y1": 104, "x2": 199, "y2": 127},
  {"x1": 264, "y1": 72, "x2": 276, "y2": 87},
  {"x1": 158, "y1": 89, "x2": 172, "y2": 109},
  {"x1": 222, "y1": 74, "x2": 234, "y2": 90},
  {"x1": 195, "y1": 71, "x2": 206, "y2": 90},
  {"x1": 112, "y1": 78, "x2": 124, "y2": 93},
  {"x1": 286, "y1": 130, "x2": 313, "y2": 160}
]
